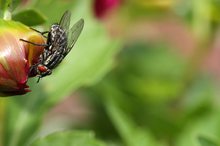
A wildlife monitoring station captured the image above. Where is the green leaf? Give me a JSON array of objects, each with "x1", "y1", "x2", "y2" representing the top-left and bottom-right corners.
[
  {"x1": 12, "y1": 9, "x2": 46, "y2": 26},
  {"x1": 175, "y1": 112, "x2": 220, "y2": 146},
  {"x1": 102, "y1": 84, "x2": 163, "y2": 146},
  {"x1": 31, "y1": 0, "x2": 77, "y2": 26},
  {"x1": 198, "y1": 136, "x2": 219, "y2": 146},
  {"x1": 30, "y1": 131, "x2": 106, "y2": 146}
]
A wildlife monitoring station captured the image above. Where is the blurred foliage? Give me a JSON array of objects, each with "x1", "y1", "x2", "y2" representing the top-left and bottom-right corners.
[
  {"x1": 81, "y1": 42, "x2": 216, "y2": 146},
  {"x1": 30, "y1": 131, "x2": 106, "y2": 146},
  {"x1": 198, "y1": 136, "x2": 219, "y2": 146},
  {"x1": 1, "y1": 0, "x2": 220, "y2": 146}
]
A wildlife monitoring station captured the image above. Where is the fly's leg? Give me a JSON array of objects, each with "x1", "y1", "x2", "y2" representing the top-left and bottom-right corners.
[
  {"x1": 36, "y1": 68, "x2": 52, "y2": 83},
  {"x1": 37, "y1": 76, "x2": 40, "y2": 83},
  {"x1": 29, "y1": 63, "x2": 38, "y2": 74},
  {"x1": 30, "y1": 27, "x2": 49, "y2": 38},
  {"x1": 20, "y1": 39, "x2": 48, "y2": 47}
]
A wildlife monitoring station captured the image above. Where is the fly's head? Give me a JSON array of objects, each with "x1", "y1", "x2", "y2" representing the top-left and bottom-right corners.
[{"x1": 36, "y1": 64, "x2": 52, "y2": 82}]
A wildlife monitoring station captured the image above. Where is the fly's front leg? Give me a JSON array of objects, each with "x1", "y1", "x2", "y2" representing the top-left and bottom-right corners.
[
  {"x1": 20, "y1": 39, "x2": 48, "y2": 47},
  {"x1": 30, "y1": 27, "x2": 49, "y2": 38}
]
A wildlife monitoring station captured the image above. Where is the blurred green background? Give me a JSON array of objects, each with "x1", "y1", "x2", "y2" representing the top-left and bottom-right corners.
[{"x1": 1, "y1": 0, "x2": 220, "y2": 146}]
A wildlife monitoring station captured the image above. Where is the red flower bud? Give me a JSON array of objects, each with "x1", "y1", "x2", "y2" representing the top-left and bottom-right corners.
[
  {"x1": 0, "y1": 19, "x2": 45, "y2": 96},
  {"x1": 93, "y1": 0, "x2": 120, "y2": 19}
]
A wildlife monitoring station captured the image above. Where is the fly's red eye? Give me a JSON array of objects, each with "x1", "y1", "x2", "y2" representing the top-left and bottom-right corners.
[{"x1": 38, "y1": 65, "x2": 48, "y2": 72}]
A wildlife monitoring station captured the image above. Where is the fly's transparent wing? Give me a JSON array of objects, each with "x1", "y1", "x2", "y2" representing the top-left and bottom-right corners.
[
  {"x1": 51, "y1": 10, "x2": 71, "y2": 51},
  {"x1": 59, "y1": 10, "x2": 71, "y2": 33},
  {"x1": 64, "y1": 18, "x2": 84, "y2": 56}
]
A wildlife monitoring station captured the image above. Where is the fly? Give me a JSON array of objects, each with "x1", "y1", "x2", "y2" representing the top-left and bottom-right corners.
[{"x1": 20, "y1": 11, "x2": 84, "y2": 82}]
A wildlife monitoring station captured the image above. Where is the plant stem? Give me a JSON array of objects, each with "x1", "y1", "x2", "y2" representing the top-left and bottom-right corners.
[
  {"x1": 0, "y1": 99, "x2": 6, "y2": 146},
  {"x1": 3, "y1": 9, "x2": 11, "y2": 20}
]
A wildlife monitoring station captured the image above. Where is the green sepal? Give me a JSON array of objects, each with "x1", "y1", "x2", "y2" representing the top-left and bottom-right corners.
[{"x1": 12, "y1": 9, "x2": 47, "y2": 26}]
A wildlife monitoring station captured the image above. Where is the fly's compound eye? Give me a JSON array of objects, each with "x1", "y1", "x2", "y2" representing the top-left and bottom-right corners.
[{"x1": 37, "y1": 65, "x2": 48, "y2": 73}]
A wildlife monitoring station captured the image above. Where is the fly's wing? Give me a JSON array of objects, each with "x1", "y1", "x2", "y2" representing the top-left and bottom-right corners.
[
  {"x1": 64, "y1": 19, "x2": 84, "y2": 57},
  {"x1": 52, "y1": 11, "x2": 71, "y2": 51},
  {"x1": 59, "y1": 10, "x2": 71, "y2": 33}
]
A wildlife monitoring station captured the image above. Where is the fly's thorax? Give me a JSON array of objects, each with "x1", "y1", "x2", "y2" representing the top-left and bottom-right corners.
[
  {"x1": 50, "y1": 24, "x2": 67, "y2": 41},
  {"x1": 50, "y1": 24, "x2": 60, "y2": 42},
  {"x1": 49, "y1": 24, "x2": 68, "y2": 48}
]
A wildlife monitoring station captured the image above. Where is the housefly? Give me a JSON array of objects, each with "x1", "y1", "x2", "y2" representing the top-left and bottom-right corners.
[{"x1": 21, "y1": 11, "x2": 84, "y2": 82}]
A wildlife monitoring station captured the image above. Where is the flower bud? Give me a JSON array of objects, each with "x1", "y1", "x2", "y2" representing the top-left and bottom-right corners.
[
  {"x1": 0, "y1": 19, "x2": 45, "y2": 96},
  {"x1": 93, "y1": 0, "x2": 120, "y2": 19}
]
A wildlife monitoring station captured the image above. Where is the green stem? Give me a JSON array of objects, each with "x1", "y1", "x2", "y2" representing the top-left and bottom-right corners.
[
  {"x1": 0, "y1": 99, "x2": 6, "y2": 146},
  {"x1": 3, "y1": 9, "x2": 11, "y2": 20}
]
